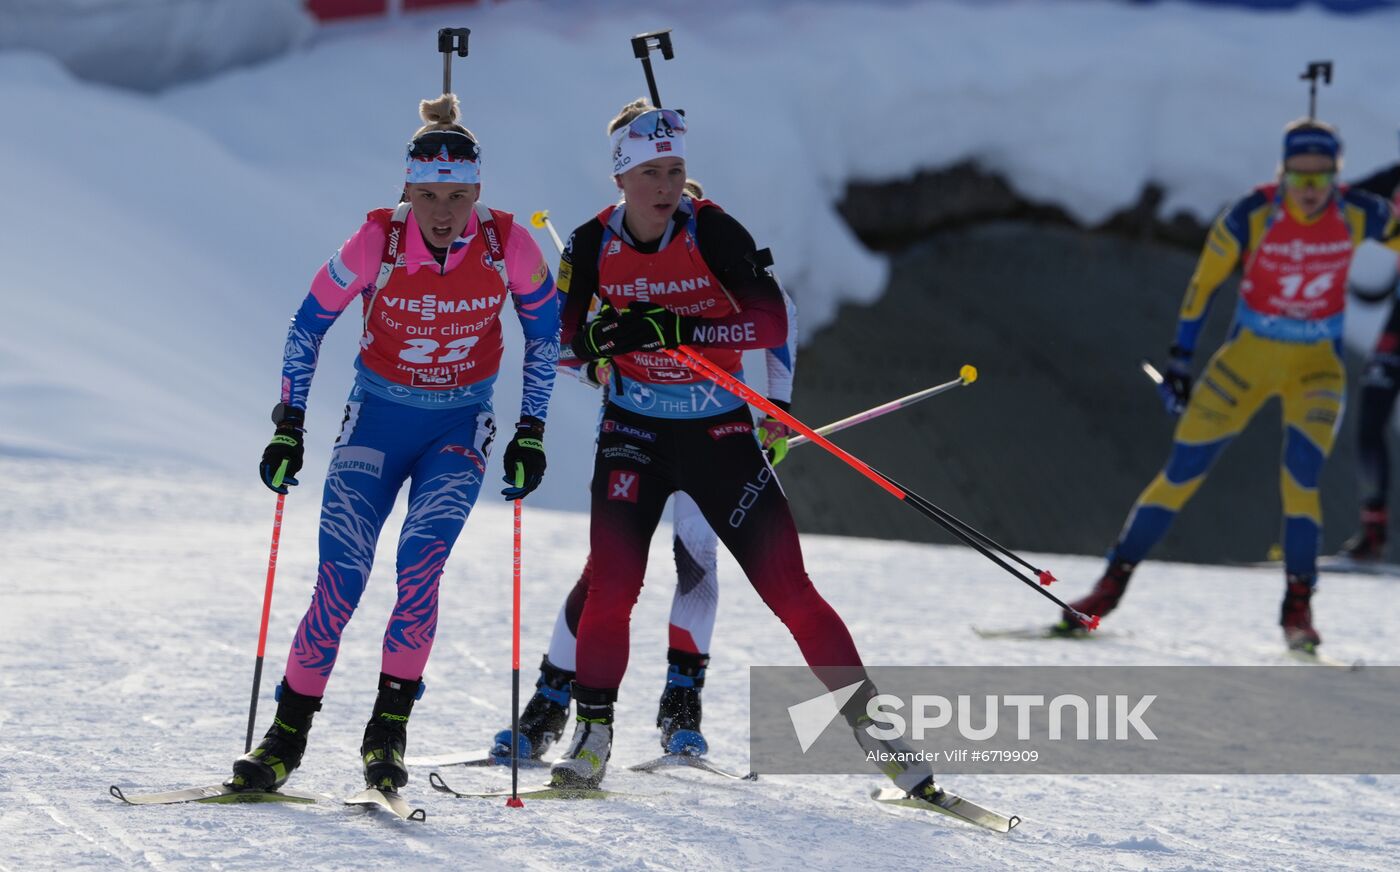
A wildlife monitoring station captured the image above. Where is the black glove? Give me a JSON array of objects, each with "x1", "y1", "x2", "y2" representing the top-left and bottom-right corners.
[
  {"x1": 501, "y1": 416, "x2": 546, "y2": 500},
  {"x1": 260, "y1": 404, "x2": 305, "y2": 494},
  {"x1": 572, "y1": 303, "x2": 686, "y2": 360},
  {"x1": 1157, "y1": 346, "x2": 1192, "y2": 416}
]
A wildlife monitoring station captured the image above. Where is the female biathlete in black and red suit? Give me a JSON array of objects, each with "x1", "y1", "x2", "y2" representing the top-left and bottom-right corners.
[{"x1": 545, "y1": 98, "x2": 934, "y2": 796}]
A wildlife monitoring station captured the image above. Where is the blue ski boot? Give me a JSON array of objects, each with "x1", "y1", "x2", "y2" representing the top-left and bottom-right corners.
[{"x1": 656, "y1": 649, "x2": 708, "y2": 756}]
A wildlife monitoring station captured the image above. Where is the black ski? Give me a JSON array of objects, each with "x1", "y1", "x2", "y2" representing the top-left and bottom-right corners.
[
  {"x1": 407, "y1": 751, "x2": 549, "y2": 769},
  {"x1": 870, "y1": 786, "x2": 1020, "y2": 833},
  {"x1": 628, "y1": 753, "x2": 757, "y2": 781},
  {"x1": 344, "y1": 786, "x2": 426, "y2": 821},
  {"x1": 109, "y1": 783, "x2": 319, "y2": 806},
  {"x1": 971, "y1": 624, "x2": 1130, "y2": 641},
  {"x1": 428, "y1": 770, "x2": 615, "y2": 800}
]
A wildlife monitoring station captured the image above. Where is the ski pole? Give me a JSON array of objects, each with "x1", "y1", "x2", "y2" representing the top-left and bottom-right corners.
[
  {"x1": 530, "y1": 210, "x2": 566, "y2": 256},
  {"x1": 1299, "y1": 60, "x2": 1332, "y2": 120},
  {"x1": 788, "y1": 366, "x2": 978, "y2": 448},
  {"x1": 506, "y1": 479, "x2": 525, "y2": 808},
  {"x1": 245, "y1": 493, "x2": 287, "y2": 753},
  {"x1": 630, "y1": 30, "x2": 675, "y2": 108},
  {"x1": 437, "y1": 27, "x2": 470, "y2": 95},
  {"x1": 665, "y1": 346, "x2": 1097, "y2": 628}
]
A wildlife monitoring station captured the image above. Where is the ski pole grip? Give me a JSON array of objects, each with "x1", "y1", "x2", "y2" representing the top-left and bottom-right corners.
[
  {"x1": 438, "y1": 28, "x2": 471, "y2": 57},
  {"x1": 631, "y1": 30, "x2": 673, "y2": 60}
]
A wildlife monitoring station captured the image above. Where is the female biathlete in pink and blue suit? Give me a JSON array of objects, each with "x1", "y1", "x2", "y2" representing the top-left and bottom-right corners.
[{"x1": 227, "y1": 94, "x2": 559, "y2": 793}]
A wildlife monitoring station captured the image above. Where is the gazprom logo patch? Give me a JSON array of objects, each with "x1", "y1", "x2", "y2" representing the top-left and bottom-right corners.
[
  {"x1": 326, "y1": 251, "x2": 357, "y2": 290},
  {"x1": 330, "y1": 446, "x2": 385, "y2": 478}
]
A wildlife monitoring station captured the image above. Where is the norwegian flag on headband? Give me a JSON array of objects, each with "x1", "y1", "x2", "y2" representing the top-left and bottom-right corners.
[{"x1": 656, "y1": 142, "x2": 672, "y2": 152}]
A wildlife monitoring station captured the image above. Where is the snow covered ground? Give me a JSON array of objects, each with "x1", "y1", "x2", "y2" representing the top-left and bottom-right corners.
[
  {"x1": 7, "y1": 2, "x2": 1400, "y2": 867},
  {"x1": 3, "y1": 456, "x2": 1398, "y2": 870}
]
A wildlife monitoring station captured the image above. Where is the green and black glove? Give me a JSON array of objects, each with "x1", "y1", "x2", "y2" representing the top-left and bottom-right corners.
[
  {"x1": 501, "y1": 416, "x2": 546, "y2": 500},
  {"x1": 259, "y1": 403, "x2": 305, "y2": 495},
  {"x1": 572, "y1": 303, "x2": 686, "y2": 360}
]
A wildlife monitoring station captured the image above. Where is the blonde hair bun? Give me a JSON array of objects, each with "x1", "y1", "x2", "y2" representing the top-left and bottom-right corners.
[{"x1": 419, "y1": 93, "x2": 461, "y2": 129}]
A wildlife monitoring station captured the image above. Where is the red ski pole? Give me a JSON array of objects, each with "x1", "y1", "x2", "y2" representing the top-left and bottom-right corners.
[
  {"x1": 245, "y1": 493, "x2": 286, "y2": 753},
  {"x1": 664, "y1": 346, "x2": 1096, "y2": 628},
  {"x1": 506, "y1": 490, "x2": 525, "y2": 808}
]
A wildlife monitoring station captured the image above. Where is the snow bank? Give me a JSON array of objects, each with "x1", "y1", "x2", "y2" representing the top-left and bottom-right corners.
[
  {"x1": 5, "y1": 0, "x2": 1400, "y2": 507},
  {"x1": 0, "y1": 0, "x2": 313, "y2": 90}
]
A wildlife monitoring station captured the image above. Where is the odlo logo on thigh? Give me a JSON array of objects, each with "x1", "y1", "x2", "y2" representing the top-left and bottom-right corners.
[
  {"x1": 729, "y1": 466, "x2": 773, "y2": 529},
  {"x1": 608, "y1": 470, "x2": 640, "y2": 503}
]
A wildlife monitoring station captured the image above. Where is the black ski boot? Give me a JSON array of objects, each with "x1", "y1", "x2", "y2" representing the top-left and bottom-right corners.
[
  {"x1": 492, "y1": 655, "x2": 574, "y2": 763},
  {"x1": 361, "y1": 672, "x2": 422, "y2": 791},
  {"x1": 1054, "y1": 560, "x2": 1136, "y2": 634},
  {"x1": 657, "y1": 649, "x2": 708, "y2": 756},
  {"x1": 1340, "y1": 508, "x2": 1387, "y2": 560},
  {"x1": 227, "y1": 679, "x2": 322, "y2": 791},
  {"x1": 1281, "y1": 576, "x2": 1322, "y2": 652}
]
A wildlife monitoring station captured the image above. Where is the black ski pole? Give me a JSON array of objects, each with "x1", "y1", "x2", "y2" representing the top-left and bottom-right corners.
[
  {"x1": 438, "y1": 27, "x2": 470, "y2": 95},
  {"x1": 630, "y1": 29, "x2": 675, "y2": 107},
  {"x1": 1299, "y1": 60, "x2": 1332, "y2": 121}
]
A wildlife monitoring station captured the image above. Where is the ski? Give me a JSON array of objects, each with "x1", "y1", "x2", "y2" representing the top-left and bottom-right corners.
[
  {"x1": 406, "y1": 750, "x2": 549, "y2": 769},
  {"x1": 109, "y1": 783, "x2": 320, "y2": 807},
  {"x1": 1316, "y1": 556, "x2": 1400, "y2": 578},
  {"x1": 1285, "y1": 648, "x2": 1365, "y2": 671},
  {"x1": 428, "y1": 770, "x2": 615, "y2": 800},
  {"x1": 971, "y1": 624, "x2": 1130, "y2": 641},
  {"x1": 344, "y1": 787, "x2": 427, "y2": 821},
  {"x1": 870, "y1": 786, "x2": 1020, "y2": 833},
  {"x1": 628, "y1": 753, "x2": 757, "y2": 781}
]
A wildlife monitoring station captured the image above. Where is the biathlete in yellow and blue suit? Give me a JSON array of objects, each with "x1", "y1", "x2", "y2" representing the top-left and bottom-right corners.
[{"x1": 1061, "y1": 119, "x2": 1400, "y2": 652}]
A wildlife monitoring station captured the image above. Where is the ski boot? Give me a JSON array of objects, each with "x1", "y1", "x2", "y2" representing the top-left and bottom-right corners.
[
  {"x1": 656, "y1": 649, "x2": 708, "y2": 756},
  {"x1": 1053, "y1": 560, "x2": 1136, "y2": 635},
  {"x1": 492, "y1": 655, "x2": 574, "y2": 763},
  {"x1": 360, "y1": 672, "x2": 422, "y2": 791},
  {"x1": 846, "y1": 690, "x2": 937, "y2": 797},
  {"x1": 227, "y1": 679, "x2": 322, "y2": 791},
  {"x1": 549, "y1": 686, "x2": 613, "y2": 789},
  {"x1": 1281, "y1": 575, "x2": 1321, "y2": 652},
  {"x1": 1339, "y1": 508, "x2": 1387, "y2": 560}
]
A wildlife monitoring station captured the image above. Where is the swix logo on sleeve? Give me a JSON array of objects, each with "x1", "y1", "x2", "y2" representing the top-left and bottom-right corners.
[{"x1": 608, "y1": 470, "x2": 640, "y2": 502}]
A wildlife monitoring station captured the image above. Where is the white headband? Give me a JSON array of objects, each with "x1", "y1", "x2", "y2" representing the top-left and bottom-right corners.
[{"x1": 610, "y1": 110, "x2": 687, "y2": 175}]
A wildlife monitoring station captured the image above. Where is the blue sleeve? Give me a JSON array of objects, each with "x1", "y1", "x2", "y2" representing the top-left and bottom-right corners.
[
  {"x1": 280, "y1": 293, "x2": 345, "y2": 409},
  {"x1": 1341, "y1": 188, "x2": 1398, "y2": 243},
  {"x1": 764, "y1": 280, "x2": 798, "y2": 403},
  {"x1": 512, "y1": 272, "x2": 560, "y2": 422}
]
